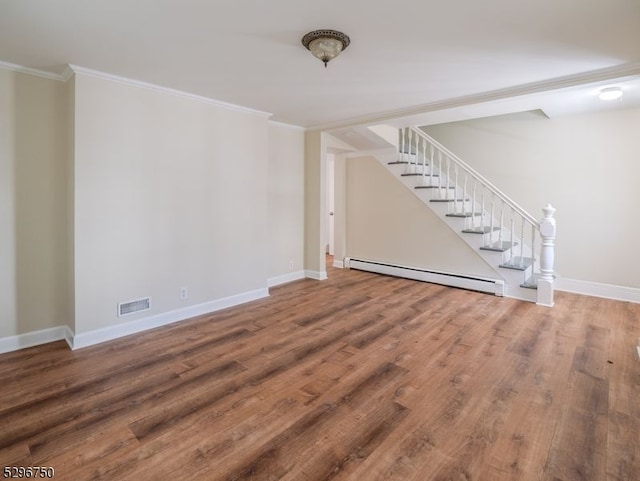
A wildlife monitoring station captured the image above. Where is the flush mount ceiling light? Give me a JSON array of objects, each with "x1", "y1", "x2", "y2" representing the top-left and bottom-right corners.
[
  {"x1": 301, "y1": 29, "x2": 350, "y2": 67},
  {"x1": 599, "y1": 87, "x2": 623, "y2": 101}
]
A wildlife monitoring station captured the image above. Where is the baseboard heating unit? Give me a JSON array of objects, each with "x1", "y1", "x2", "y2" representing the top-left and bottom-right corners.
[{"x1": 344, "y1": 258, "x2": 504, "y2": 296}]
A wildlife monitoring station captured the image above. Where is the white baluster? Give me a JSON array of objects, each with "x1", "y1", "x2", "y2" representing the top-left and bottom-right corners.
[
  {"x1": 422, "y1": 137, "x2": 427, "y2": 181},
  {"x1": 509, "y1": 213, "x2": 515, "y2": 264},
  {"x1": 438, "y1": 151, "x2": 442, "y2": 191},
  {"x1": 453, "y1": 165, "x2": 458, "y2": 211},
  {"x1": 480, "y1": 190, "x2": 485, "y2": 232},
  {"x1": 429, "y1": 144, "x2": 434, "y2": 186},
  {"x1": 519, "y1": 216, "x2": 525, "y2": 267},
  {"x1": 409, "y1": 129, "x2": 415, "y2": 168},
  {"x1": 446, "y1": 156, "x2": 451, "y2": 200},
  {"x1": 471, "y1": 181, "x2": 477, "y2": 229},
  {"x1": 405, "y1": 128, "x2": 410, "y2": 164},
  {"x1": 531, "y1": 222, "x2": 536, "y2": 264},
  {"x1": 462, "y1": 174, "x2": 467, "y2": 217},
  {"x1": 488, "y1": 197, "x2": 494, "y2": 247},
  {"x1": 498, "y1": 202, "x2": 504, "y2": 246}
]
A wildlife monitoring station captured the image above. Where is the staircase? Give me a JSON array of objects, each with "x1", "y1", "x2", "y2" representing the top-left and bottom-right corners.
[{"x1": 366, "y1": 126, "x2": 556, "y2": 306}]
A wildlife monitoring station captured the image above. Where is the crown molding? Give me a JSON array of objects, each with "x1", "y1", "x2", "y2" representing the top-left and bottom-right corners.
[
  {"x1": 66, "y1": 65, "x2": 273, "y2": 118},
  {"x1": 312, "y1": 60, "x2": 640, "y2": 131},
  {"x1": 61, "y1": 65, "x2": 75, "y2": 82},
  {"x1": 268, "y1": 120, "x2": 306, "y2": 131},
  {"x1": 1, "y1": 60, "x2": 273, "y2": 118},
  {"x1": 0, "y1": 60, "x2": 66, "y2": 81}
]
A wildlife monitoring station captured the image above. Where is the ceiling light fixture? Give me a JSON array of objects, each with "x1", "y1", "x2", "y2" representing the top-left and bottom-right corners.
[
  {"x1": 599, "y1": 87, "x2": 623, "y2": 101},
  {"x1": 301, "y1": 29, "x2": 350, "y2": 68}
]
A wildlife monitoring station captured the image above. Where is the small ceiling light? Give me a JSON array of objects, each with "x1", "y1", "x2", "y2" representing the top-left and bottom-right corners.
[
  {"x1": 599, "y1": 87, "x2": 623, "y2": 101},
  {"x1": 301, "y1": 29, "x2": 350, "y2": 67}
]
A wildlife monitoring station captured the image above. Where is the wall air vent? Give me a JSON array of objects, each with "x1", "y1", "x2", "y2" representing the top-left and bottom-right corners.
[{"x1": 118, "y1": 297, "x2": 151, "y2": 317}]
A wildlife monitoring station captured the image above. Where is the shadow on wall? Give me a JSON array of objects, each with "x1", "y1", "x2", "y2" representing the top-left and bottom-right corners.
[{"x1": 11, "y1": 72, "x2": 70, "y2": 336}]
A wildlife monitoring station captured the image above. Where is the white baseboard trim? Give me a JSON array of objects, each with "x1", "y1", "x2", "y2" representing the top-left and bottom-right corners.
[
  {"x1": 8, "y1": 277, "x2": 633, "y2": 354},
  {"x1": 0, "y1": 325, "x2": 73, "y2": 355},
  {"x1": 555, "y1": 278, "x2": 640, "y2": 304},
  {"x1": 69, "y1": 287, "x2": 269, "y2": 350},
  {"x1": 305, "y1": 270, "x2": 328, "y2": 281},
  {"x1": 267, "y1": 271, "x2": 306, "y2": 287},
  {"x1": 333, "y1": 259, "x2": 345, "y2": 269}
]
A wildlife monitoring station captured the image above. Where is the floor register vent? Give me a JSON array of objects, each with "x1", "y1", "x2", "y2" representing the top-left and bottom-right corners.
[{"x1": 118, "y1": 297, "x2": 151, "y2": 317}]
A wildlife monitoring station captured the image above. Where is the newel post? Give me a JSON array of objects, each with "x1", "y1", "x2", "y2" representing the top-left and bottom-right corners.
[{"x1": 537, "y1": 204, "x2": 556, "y2": 307}]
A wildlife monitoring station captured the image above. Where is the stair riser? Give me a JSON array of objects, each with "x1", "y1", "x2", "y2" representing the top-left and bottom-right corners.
[{"x1": 504, "y1": 285, "x2": 537, "y2": 302}]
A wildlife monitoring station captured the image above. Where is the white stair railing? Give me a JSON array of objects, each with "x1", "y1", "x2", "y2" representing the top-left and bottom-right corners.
[{"x1": 398, "y1": 126, "x2": 555, "y2": 306}]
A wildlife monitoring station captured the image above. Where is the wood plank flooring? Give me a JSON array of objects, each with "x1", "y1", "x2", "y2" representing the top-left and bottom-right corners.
[{"x1": 1, "y1": 262, "x2": 639, "y2": 481}]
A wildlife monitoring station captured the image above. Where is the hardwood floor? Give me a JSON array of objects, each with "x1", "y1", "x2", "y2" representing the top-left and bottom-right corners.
[{"x1": 1, "y1": 262, "x2": 639, "y2": 480}]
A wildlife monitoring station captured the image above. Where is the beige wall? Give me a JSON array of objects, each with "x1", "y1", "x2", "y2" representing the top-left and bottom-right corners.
[
  {"x1": 267, "y1": 123, "x2": 305, "y2": 279},
  {"x1": 66, "y1": 75, "x2": 76, "y2": 334},
  {"x1": 423, "y1": 108, "x2": 640, "y2": 288},
  {"x1": 72, "y1": 73, "x2": 270, "y2": 334},
  {"x1": 0, "y1": 69, "x2": 70, "y2": 337},
  {"x1": 0, "y1": 69, "x2": 17, "y2": 337},
  {"x1": 345, "y1": 156, "x2": 497, "y2": 278},
  {"x1": 333, "y1": 155, "x2": 348, "y2": 263},
  {"x1": 304, "y1": 130, "x2": 327, "y2": 277}
]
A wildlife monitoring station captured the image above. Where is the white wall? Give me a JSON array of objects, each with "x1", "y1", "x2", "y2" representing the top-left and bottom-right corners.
[
  {"x1": 267, "y1": 123, "x2": 305, "y2": 281},
  {"x1": 345, "y1": 156, "x2": 497, "y2": 278},
  {"x1": 423, "y1": 108, "x2": 640, "y2": 289},
  {"x1": 72, "y1": 73, "x2": 270, "y2": 335},
  {"x1": 0, "y1": 69, "x2": 69, "y2": 338}
]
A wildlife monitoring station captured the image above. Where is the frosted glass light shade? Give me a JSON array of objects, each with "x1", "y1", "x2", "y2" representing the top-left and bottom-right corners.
[
  {"x1": 302, "y1": 30, "x2": 350, "y2": 67},
  {"x1": 599, "y1": 87, "x2": 623, "y2": 101}
]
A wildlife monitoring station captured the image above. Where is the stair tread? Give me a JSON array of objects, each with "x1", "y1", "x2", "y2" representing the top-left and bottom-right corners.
[
  {"x1": 414, "y1": 184, "x2": 452, "y2": 188},
  {"x1": 430, "y1": 198, "x2": 470, "y2": 203},
  {"x1": 480, "y1": 241, "x2": 518, "y2": 252},
  {"x1": 446, "y1": 212, "x2": 483, "y2": 218},
  {"x1": 388, "y1": 161, "x2": 410, "y2": 165},
  {"x1": 402, "y1": 172, "x2": 438, "y2": 177},
  {"x1": 500, "y1": 257, "x2": 533, "y2": 271},
  {"x1": 462, "y1": 226, "x2": 501, "y2": 234}
]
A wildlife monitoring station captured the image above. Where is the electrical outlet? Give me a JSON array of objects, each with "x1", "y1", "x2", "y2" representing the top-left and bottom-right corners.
[{"x1": 179, "y1": 286, "x2": 188, "y2": 301}]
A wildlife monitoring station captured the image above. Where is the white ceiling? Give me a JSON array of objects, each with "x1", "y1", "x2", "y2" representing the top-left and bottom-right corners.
[{"x1": 1, "y1": 0, "x2": 639, "y2": 129}]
